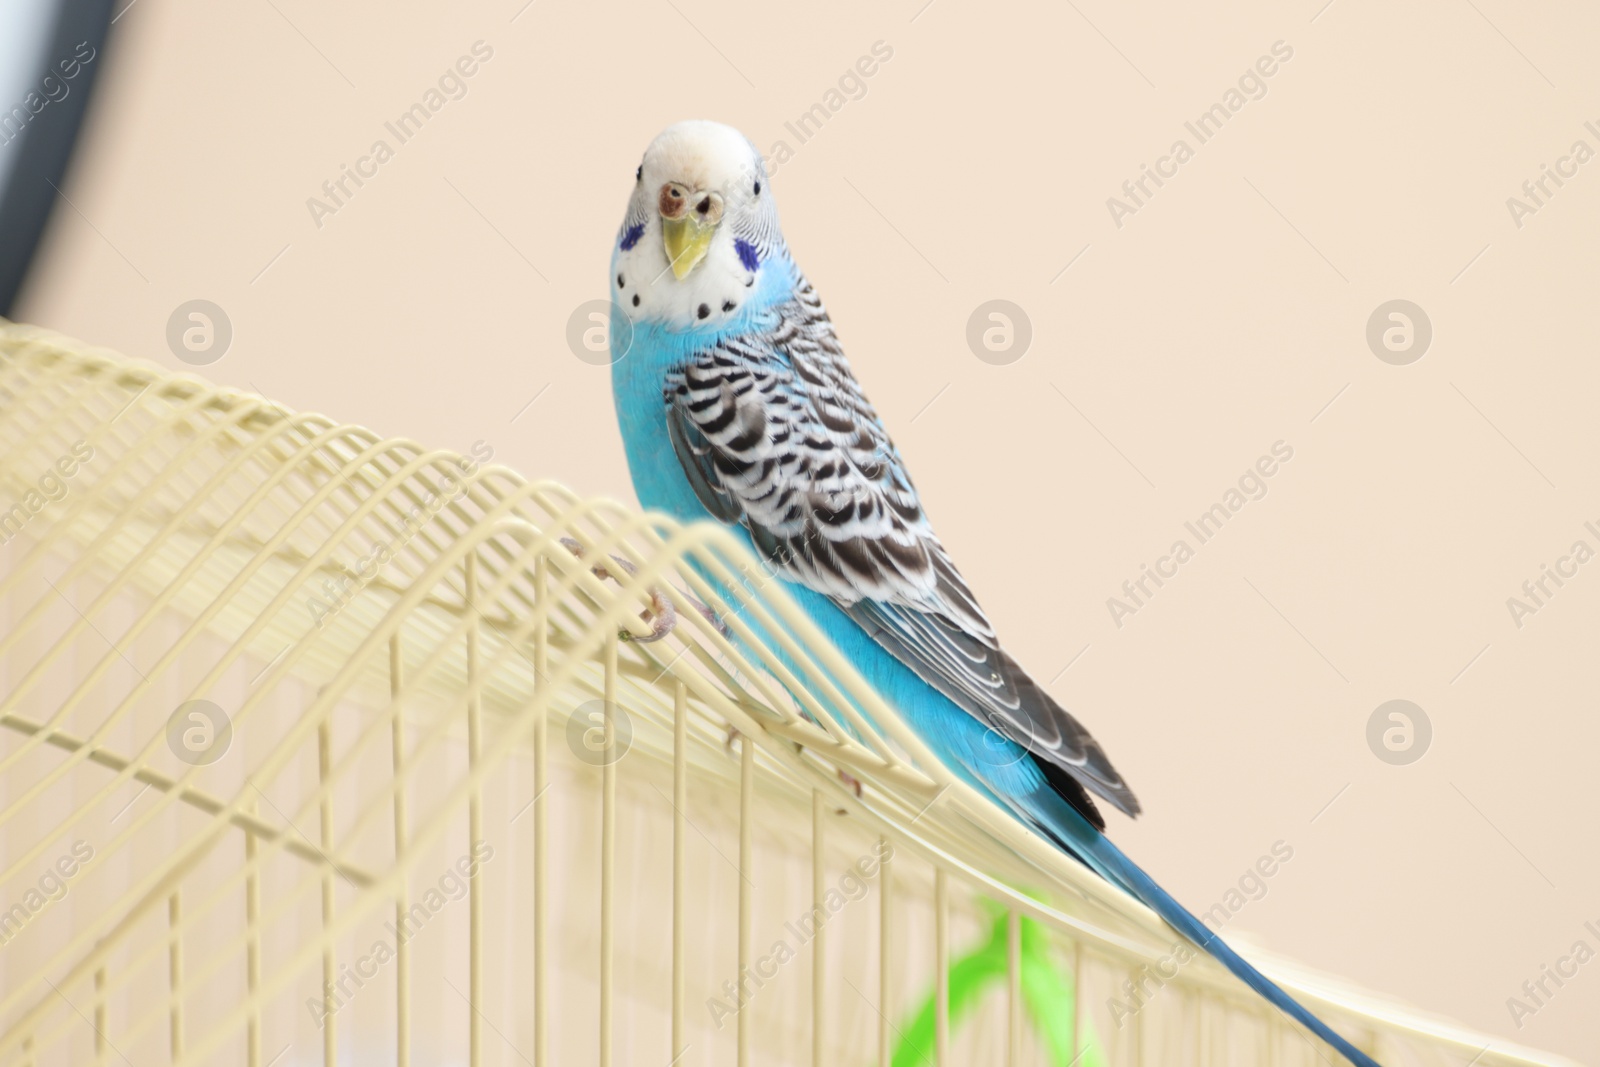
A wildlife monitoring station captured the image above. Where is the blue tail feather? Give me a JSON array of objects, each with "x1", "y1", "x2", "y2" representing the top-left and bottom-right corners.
[
  {"x1": 1083, "y1": 832, "x2": 1381, "y2": 1067},
  {"x1": 1020, "y1": 785, "x2": 1383, "y2": 1067}
]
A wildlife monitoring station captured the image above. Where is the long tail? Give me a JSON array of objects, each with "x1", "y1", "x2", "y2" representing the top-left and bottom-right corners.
[{"x1": 1022, "y1": 787, "x2": 1382, "y2": 1067}]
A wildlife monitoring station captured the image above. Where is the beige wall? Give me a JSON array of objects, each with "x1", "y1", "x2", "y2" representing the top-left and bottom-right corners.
[{"x1": 17, "y1": 0, "x2": 1600, "y2": 1060}]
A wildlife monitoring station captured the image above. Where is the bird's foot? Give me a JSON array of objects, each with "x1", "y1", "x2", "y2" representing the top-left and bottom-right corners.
[
  {"x1": 561, "y1": 537, "x2": 677, "y2": 643},
  {"x1": 837, "y1": 769, "x2": 863, "y2": 811}
]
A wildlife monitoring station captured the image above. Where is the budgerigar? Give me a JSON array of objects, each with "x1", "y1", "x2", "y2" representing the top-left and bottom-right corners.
[{"x1": 608, "y1": 120, "x2": 1379, "y2": 1067}]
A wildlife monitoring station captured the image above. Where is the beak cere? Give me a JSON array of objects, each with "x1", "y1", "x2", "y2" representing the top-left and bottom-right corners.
[{"x1": 659, "y1": 183, "x2": 724, "y2": 280}]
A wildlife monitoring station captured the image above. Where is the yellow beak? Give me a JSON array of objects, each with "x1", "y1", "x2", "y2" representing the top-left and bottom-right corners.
[{"x1": 661, "y1": 216, "x2": 717, "y2": 280}]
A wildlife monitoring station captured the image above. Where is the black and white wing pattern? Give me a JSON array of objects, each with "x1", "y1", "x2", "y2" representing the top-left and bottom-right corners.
[{"x1": 664, "y1": 276, "x2": 1140, "y2": 824}]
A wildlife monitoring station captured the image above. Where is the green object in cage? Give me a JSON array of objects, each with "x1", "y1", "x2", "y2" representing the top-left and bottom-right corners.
[{"x1": 888, "y1": 900, "x2": 1107, "y2": 1067}]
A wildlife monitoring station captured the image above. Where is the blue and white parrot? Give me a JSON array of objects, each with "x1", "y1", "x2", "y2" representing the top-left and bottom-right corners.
[{"x1": 608, "y1": 120, "x2": 1378, "y2": 1067}]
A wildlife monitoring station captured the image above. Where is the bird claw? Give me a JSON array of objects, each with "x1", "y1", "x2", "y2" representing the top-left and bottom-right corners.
[
  {"x1": 837, "y1": 769, "x2": 863, "y2": 809},
  {"x1": 624, "y1": 588, "x2": 677, "y2": 643},
  {"x1": 561, "y1": 537, "x2": 686, "y2": 643}
]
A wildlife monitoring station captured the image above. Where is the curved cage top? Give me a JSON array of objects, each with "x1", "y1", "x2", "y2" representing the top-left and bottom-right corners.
[{"x1": 0, "y1": 321, "x2": 1569, "y2": 1067}]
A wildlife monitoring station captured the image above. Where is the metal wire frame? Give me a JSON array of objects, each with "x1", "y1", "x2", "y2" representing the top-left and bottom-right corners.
[{"x1": 0, "y1": 321, "x2": 1575, "y2": 1067}]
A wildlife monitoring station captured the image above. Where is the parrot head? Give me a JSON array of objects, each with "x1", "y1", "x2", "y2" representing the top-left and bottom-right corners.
[{"x1": 612, "y1": 120, "x2": 786, "y2": 332}]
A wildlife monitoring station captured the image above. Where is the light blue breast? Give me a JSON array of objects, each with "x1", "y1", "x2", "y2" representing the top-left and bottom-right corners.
[{"x1": 608, "y1": 254, "x2": 791, "y2": 524}]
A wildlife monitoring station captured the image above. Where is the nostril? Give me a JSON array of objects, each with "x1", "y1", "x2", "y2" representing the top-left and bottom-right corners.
[{"x1": 696, "y1": 197, "x2": 711, "y2": 215}]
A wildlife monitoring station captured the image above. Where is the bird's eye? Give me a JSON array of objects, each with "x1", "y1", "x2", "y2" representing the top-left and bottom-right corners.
[
  {"x1": 635, "y1": 165, "x2": 642, "y2": 181},
  {"x1": 753, "y1": 181, "x2": 761, "y2": 196}
]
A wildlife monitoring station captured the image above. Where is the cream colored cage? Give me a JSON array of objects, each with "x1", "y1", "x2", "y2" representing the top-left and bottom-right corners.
[{"x1": 0, "y1": 322, "x2": 1572, "y2": 1067}]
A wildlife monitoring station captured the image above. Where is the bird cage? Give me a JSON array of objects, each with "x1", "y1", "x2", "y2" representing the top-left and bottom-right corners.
[{"x1": 0, "y1": 320, "x2": 1574, "y2": 1067}]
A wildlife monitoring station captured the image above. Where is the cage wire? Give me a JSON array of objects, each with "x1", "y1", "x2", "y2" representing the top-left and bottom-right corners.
[{"x1": 0, "y1": 320, "x2": 1574, "y2": 1067}]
